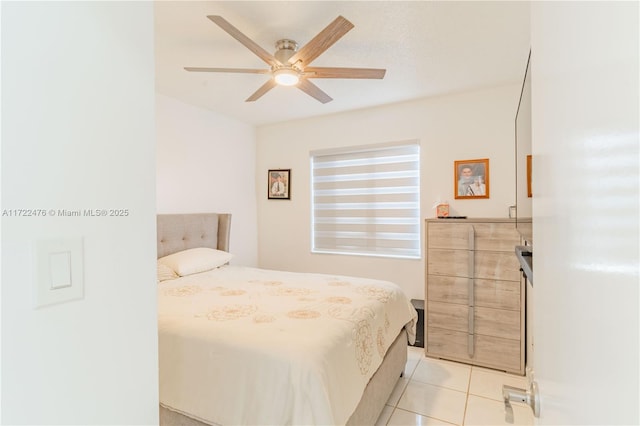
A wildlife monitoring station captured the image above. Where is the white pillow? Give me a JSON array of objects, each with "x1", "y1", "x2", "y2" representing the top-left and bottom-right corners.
[
  {"x1": 157, "y1": 261, "x2": 179, "y2": 282},
  {"x1": 158, "y1": 247, "x2": 233, "y2": 276}
]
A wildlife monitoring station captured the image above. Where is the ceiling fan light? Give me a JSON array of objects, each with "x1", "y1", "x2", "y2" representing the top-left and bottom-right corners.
[{"x1": 274, "y1": 69, "x2": 299, "y2": 86}]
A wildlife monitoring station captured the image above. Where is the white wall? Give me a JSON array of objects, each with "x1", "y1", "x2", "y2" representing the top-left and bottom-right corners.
[
  {"x1": 1, "y1": 3, "x2": 158, "y2": 424},
  {"x1": 156, "y1": 94, "x2": 258, "y2": 266},
  {"x1": 256, "y1": 84, "x2": 524, "y2": 299},
  {"x1": 531, "y1": 1, "x2": 639, "y2": 424}
]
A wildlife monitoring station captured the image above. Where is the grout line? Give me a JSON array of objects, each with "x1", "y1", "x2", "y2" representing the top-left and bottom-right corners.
[{"x1": 460, "y1": 366, "x2": 474, "y2": 425}]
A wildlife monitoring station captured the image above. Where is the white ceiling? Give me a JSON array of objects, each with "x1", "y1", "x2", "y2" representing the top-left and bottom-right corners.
[{"x1": 155, "y1": 1, "x2": 531, "y2": 126}]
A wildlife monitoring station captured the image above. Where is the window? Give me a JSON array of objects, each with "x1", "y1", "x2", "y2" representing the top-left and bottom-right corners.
[{"x1": 311, "y1": 141, "x2": 421, "y2": 259}]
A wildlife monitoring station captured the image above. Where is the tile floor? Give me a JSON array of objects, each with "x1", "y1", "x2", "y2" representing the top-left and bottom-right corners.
[{"x1": 375, "y1": 346, "x2": 534, "y2": 425}]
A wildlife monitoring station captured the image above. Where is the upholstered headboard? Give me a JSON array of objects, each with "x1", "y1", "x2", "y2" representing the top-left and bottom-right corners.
[{"x1": 157, "y1": 213, "x2": 231, "y2": 259}]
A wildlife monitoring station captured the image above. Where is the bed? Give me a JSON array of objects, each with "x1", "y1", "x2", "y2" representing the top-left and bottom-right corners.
[{"x1": 157, "y1": 213, "x2": 417, "y2": 425}]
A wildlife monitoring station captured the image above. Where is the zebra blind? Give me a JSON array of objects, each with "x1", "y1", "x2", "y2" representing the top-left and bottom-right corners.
[{"x1": 311, "y1": 141, "x2": 420, "y2": 259}]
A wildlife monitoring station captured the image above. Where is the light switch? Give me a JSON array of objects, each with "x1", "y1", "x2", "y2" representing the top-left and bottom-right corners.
[
  {"x1": 49, "y1": 251, "x2": 72, "y2": 289},
  {"x1": 34, "y1": 238, "x2": 84, "y2": 308}
]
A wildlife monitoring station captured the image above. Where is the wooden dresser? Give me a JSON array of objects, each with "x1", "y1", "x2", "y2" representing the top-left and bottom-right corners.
[{"x1": 424, "y1": 218, "x2": 525, "y2": 374}]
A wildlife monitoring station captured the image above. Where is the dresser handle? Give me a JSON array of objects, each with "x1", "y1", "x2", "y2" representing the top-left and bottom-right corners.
[
  {"x1": 468, "y1": 307, "x2": 475, "y2": 357},
  {"x1": 468, "y1": 225, "x2": 475, "y2": 276},
  {"x1": 468, "y1": 278, "x2": 475, "y2": 357},
  {"x1": 467, "y1": 225, "x2": 476, "y2": 358}
]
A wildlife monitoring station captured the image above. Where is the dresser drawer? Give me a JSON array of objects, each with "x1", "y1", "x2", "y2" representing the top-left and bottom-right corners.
[
  {"x1": 427, "y1": 249, "x2": 469, "y2": 277},
  {"x1": 427, "y1": 275, "x2": 470, "y2": 305},
  {"x1": 427, "y1": 302, "x2": 520, "y2": 340},
  {"x1": 427, "y1": 275, "x2": 521, "y2": 310},
  {"x1": 427, "y1": 223, "x2": 471, "y2": 250},
  {"x1": 475, "y1": 279, "x2": 521, "y2": 310},
  {"x1": 474, "y1": 250, "x2": 521, "y2": 281},
  {"x1": 426, "y1": 328, "x2": 522, "y2": 373},
  {"x1": 427, "y1": 222, "x2": 520, "y2": 252},
  {"x1": 475, "y1": 306, "x2": 521, "y2": 340},
  {"x1": 428, "y1": 249, "x2": 521, "y2": 281},
  {"x1": 427, "y1": 301, "x2": 468, "y2": 333}
]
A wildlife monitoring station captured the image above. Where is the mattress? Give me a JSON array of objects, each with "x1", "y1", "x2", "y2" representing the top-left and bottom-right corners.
[{"x1": 158, "y1": 265, "x2": 417, "y2": 425}]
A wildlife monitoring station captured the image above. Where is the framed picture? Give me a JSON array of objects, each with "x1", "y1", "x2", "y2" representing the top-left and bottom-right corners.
[
  {"x1": 526, "y1": 155, "x2": 532, "y2": 198},
  {"x1": 454, "y1": 158, "x2": 490, "y2": 199},
  {"x1": 267, "y1": 169, "x2": 291, "y2": 200}
]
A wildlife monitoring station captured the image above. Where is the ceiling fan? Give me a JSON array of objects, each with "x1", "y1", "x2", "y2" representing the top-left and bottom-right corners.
[{"x1": 185, "y1": 15, "x2": 386, "y2": 104}]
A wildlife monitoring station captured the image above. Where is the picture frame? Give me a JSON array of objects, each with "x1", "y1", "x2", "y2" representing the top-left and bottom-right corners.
[
  {"x1": 267, "y1": 169, "x2": 291, "y2": 200},
  {"x1": 526, "y1": 154, "x2": 532, "y2": 198},
  {"x1": 454, "y1": 158, "x2": 490, "y2": 199}
]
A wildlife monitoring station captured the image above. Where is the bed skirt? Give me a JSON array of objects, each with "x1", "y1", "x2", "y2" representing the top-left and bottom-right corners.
[{"x1": 159, "y1": 329, "x2": 408, "y2": 426}]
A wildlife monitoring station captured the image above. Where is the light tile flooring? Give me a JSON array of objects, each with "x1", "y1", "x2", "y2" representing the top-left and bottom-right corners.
[{"x1": 375, "y1": 346, "x2": 534, "y2": 425}]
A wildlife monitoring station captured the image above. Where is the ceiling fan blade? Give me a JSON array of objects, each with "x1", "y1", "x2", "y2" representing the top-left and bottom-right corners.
[
  {"x1": 245, "y1": 79, "x2": 277, "y2": 102},
  {"x1": 288, "y1": 16, "x2": 354, "y2": 67},
  {"x1": 297, "y1": 79, "x2": 333, "y2": 104},
  {"x1": 184, "y1": 67, "x2": 270, "y2": 74},
  {"x1": 207, "y1": 15, "x2": 281, "y2": 67},
  {"x1": 304, "y1": 67, "x2": 386, "y2": 79}
]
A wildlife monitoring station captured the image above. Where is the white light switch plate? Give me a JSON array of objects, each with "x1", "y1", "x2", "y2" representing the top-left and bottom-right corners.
[
  {"x1": 49, "y1": 251, "x2": 72, "y2": 289},
  {"x1": 34, "y1": 237, "x2": 84, "y2": 308}
]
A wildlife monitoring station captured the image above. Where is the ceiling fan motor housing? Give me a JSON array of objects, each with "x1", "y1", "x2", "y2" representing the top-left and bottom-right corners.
[{"x1": 274, "y1": 39, "x2": 299, "y2": 65}]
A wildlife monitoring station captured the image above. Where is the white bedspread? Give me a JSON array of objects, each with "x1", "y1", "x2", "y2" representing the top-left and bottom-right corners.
[{"x1": 158, "y1": 265, "x2": 417, "y2": 426}]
